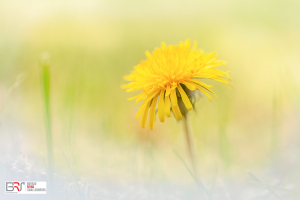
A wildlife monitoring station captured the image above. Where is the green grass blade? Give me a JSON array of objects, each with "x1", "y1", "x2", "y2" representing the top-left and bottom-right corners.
[
  {"x1": 249, "y1": 181, "x2": 300, "y2": 194},
  {"x1": 40, "y1": 52, "x2": 55, "y2": 197},
  {"x1": 248, "y1": 172, "x2": 282, "y2": 200},
  {"x1": 173, "y1": 150, "x2": 212, "y2": 199},
  {"x1": 62, "y1": 149, "x2": 85, "y2": 200}
]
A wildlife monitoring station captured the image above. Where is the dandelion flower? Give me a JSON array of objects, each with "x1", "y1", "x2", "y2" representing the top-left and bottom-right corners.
[{"x1": 122, "y1": 39, "x2": 230, "y2": 130}]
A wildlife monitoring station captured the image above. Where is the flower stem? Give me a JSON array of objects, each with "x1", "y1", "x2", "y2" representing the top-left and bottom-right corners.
[
  {"x1": 182, "y1": 115, "x2": 198, "y2": 177},
  {"x1": 182, "y1": 115, "x2": 211, "y2": 199}
]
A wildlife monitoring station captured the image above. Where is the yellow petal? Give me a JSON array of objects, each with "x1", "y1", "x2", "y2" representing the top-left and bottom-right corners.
[
  {"x1": 192, "y1": 41, "x2": 197, "y2": 51},
  {"x1": 149, "y1": 94, "x2": 159, "y2": 130},
  {"x1": 158, "y1": 90, "x2": 165, "y2": 122},
  {"x1": 161, "y1": 42, "x2": 167, "y2": 50},
  {"x1": 135, "y1": 90, "x2": 160, "y2": 118},
  {"x1": 140, "y1": 101, "x2": 151, "y2": 128},
  {"x1": 170, "y1": 89, "x2": 178, "y2": 107},
  {"x1": 127, "y1": 92, "x2": 145, "y2": 101},
  {"x1": 123, "y1": 75, "x2": 134, "y2": 81},
  {"x1": 203, "y1": 52, "x2": 216, "y2": 63},
  {"x1": 172, "y1": 104, "x2": 182, "y2": 120},
  {"x1": 165, "y1": 85, "x2": 171, "y2": 96},
  {"x1": 145, "y1": 51, "x2": 152, "y2": 58},
  {"x1": 211, "y1": 77, "x2": 230, "y2": 85},
  {"x1": 184, "y1": 38, "x2": 191, "y2": 49},
  {"x1": 189, "y1": 80, "x2": 218, "y2": 100},
  {"x1": 177, "y1": 84, "x2": 193, "y2": 111},
  {"x1": 169, "y1": 89, "x2": 182, "y2": 120},
  {"x1": 165, "y1": 93, "x2": 171, "y2": 118},
  {"x1": 182, "y1": 81, "x2": 197, "y2": 91},
  {"x1": 188, "y1": 81, "x2": 212, "y2": 101},
  {"x1": 201, "y1": 86, "x2": 218, "y2": 100},
  {"x1": 121, "y1": 83, "x2": 132, "y2": 89},
  {"x1": 189, "y1": 79, "x2": 213, "y2": 88},
  {"x1": 136, "y1": 103, "x2": 147, "y2": 119},
  {"x1": 141, "y1": 89, "x2": 160, "y2": 106},
  {"x1": 126, "y1": 88, "x2": 135, "y2": 92},
  {"x1": 216, "y1": 60, "x2": 227, "y2": 67},
  {"x1": 135, "y1": 92, "x2": 148, "y2": 104},
  {"x1": 198, "y1": 87, "x2": 212, "y2": 101}
]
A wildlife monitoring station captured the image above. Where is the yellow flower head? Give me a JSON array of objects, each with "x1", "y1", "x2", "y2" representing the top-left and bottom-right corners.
[{"x1": 122, "y1": 39, "x2": 230, "y2": 130}]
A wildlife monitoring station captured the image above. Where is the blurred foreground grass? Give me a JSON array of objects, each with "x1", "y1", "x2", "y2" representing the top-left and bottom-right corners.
[{"x1": 0, "y1": 0, "x2": 300, "y2": 192}]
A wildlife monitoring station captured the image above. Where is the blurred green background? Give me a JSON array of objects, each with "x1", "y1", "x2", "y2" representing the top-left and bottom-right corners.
[{"x1": 1, "y1": 0, "x2": 300, "y2": 185}]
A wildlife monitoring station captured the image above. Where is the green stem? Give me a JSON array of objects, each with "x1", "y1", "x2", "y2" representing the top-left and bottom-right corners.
[
  {"x1": 41, "y1": 53, "x2": 54, "y2": 197},
  {"x1": 43, "y1": 64, "x2": 54, "y2": 172},
  {"x1": 182, "y1": 115, "x2": 198, "y2": 177},
  {"x1": 182, "y1": 115, "x2": 212, "y2": 199}
]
